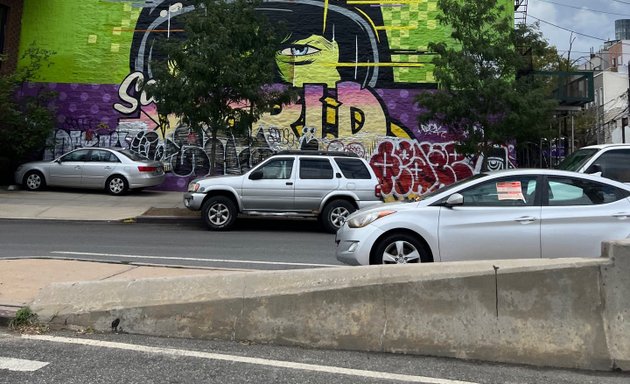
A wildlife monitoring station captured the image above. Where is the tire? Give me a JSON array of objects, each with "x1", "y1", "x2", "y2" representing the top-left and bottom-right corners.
[
  {"x1": 321, "y1": 200, "x2": 356, "y2": 234},
  {"x1": 23, "y1": 171, "x2": 46, "y2": 191},
  {"x1": 202, "y1": 196, "x2": 237, "y2": 231},
  {"x1": 106, "y1": 175, "x2": 129, "y2": 195},
  {"x1": 371, "y1": 233, "x2": 431, "y2": 265}
]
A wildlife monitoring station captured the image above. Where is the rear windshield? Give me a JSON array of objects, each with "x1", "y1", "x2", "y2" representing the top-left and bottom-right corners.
[
  {"x1": 556, "y1": 149, "x2": 598, "y2": 171},
  {"x1": 116, "y1": 149, "x2": 149, "y2": 161},
  {"x1": 334, "y1": 158, "x2": 371, "y2": 179}
]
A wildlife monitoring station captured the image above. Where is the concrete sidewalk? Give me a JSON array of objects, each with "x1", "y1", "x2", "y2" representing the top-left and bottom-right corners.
[
  {"x1": 0, "y1": 186, "x2": 205, "y2": 324},
  {"x1": 0, "y1": 186, "x2": 199, "y2": 222}
]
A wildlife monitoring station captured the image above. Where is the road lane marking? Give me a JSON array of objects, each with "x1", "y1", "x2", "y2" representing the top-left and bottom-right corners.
[
  {"x1": 22, "y1": 335, "x2": 478, "y2": 384},
  {"x1": 50, "y1": 251, "x2": 337, "y2": 268},
  {"x1": 0, "y1": 356, "x2": 49, "y2": 371}
]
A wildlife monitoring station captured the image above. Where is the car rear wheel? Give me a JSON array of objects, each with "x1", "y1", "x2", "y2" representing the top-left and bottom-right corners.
[
  {"x1": 371, "y1": 233, "x2": 431, "y2": 264},
  {"x1": 202, "y1": 196, "x2": 237, "y2": 231},
  {"x1": 23, "y1": 171, "x2": 46, "y2": 191},
  {"x1": 321, "y1": 200, "x2": 356, "y2": 233},
  {"x1": 106, "y1": 175, "x2": 129, "y2": 195}
]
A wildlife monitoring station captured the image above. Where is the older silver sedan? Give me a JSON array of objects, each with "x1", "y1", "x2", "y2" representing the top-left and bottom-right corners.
[
  {"x1": 336, "y1": 169, "x2": 630, "y2": 265},
  {"x1": 14, "y1": 148, "x2": 165, "y2": 195}
]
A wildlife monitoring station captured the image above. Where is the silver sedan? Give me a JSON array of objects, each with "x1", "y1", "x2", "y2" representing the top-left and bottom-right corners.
[
  {"x1": 336, "y1": 169, "x2": 630, "y2": 265},
  {"x1": 14, "y1": 148, "x2": 165, "y2": 195}
]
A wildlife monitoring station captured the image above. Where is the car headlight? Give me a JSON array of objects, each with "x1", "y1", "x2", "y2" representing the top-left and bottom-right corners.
[
  {"x1": 347, "y1": 210, "x2": 396, "y2": 228},
  {"x1": 188, "y1": 182, "x2": 201, "y2": 192}
]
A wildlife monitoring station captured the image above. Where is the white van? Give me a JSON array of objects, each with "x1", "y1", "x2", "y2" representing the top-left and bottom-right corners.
[{"x1": 557, "y1": 144, "x2": 630, "y2": 184}]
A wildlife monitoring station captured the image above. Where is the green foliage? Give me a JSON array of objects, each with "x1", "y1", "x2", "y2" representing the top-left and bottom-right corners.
[
  {"x1": 417, "y1": 0, "x2": 557, "y2": 159},
  {"x1": 9, "y1": 307, "x2": 38, "y2": 327},
  {"x1": 147, "y1": 0, "x2": 296, "y2": 174},
  {"x1": 0, "y1": 45, "x2": 57, "y2": 183},
  {"x1": 8, "y1": 306, "x2": 48, "y2": 334}
]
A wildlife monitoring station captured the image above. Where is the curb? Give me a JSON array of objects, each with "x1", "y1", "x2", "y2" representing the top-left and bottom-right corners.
[
  {"x1": 133, "y1": 215, "x2": 200, "y2": 224},
  {"x1": 0, "y1": 305, "x2": 18, "y2": 327}
]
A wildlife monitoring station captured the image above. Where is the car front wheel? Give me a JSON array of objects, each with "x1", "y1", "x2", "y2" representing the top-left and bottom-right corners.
[
  {"x1": 202, "y1": 196, "x2": 237, "y2": 231},
  {"x1": 321, "y1": 200, "x2": 356, "y2": 233},
  {"x1": 106, "y1": 175, "x2": 129, "y2": 195},
  {"x1": 23, "y1": 171, "x2": 46, "y2": 191},
  {"x1": 371, "y1": 233, "x2": 431, "y2": 264}
]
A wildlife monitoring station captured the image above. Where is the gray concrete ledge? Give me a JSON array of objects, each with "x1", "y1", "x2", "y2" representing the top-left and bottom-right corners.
[{"x1": 29, "y1": 243, "x2": 630, "y2": 372}]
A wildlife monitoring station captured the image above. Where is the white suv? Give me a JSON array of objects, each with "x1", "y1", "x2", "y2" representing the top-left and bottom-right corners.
[
  {"x1": 557, "y1": 144, "x2": 630, "y2": 184},
  {"x1": 183, "y1": 151, "x2": 383, "y2": 232}
]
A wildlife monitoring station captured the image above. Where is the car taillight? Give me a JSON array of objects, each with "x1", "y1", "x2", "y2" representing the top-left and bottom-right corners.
[
  {"x1": 138, "y1": 166, "x2": 158, "y2": 172},
  {"x1": 375, "y1": 183, "x2": 382, "y2": 198}
]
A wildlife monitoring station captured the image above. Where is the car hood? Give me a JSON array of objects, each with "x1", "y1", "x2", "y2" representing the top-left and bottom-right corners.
[
  {"x1": 195, "y1": 174, "x2": 244, "y2": 186},
  {"x1": 16, "y1": 160, "x2": 55, "y2": 169},
  {"x1": 347, "y1": 200, "x2": 419, "y2": 219}
]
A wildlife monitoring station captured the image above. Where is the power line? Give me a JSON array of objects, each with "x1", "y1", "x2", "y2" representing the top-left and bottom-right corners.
[
  {"x1": 528, "y1": 15, "x2": 608, "y2": 42},
  {"x1": 535, "y1": 0, "x2": 630, "y2": 17}
]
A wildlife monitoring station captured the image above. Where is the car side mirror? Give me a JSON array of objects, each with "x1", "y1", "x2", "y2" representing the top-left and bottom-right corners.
[
  {"x1": 586, "y1": 164, "x2": 602, "y2": 175},
  {"x1": 55, "y1": 158, "x2": 62, "y2": 164},
  {"x1": 249, "y1": 170, "x2": 263, "y2": 180},
  {"x1": 444, "y1": 193, "x2": 464, "y2": 207}
]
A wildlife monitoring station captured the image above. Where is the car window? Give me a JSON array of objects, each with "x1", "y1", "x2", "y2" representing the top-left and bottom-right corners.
[
  {"x1": 592, "y1": 149, "x2": 630, "y2": 183},
  {"x1": 459, "y1": 176, "x2": 538, "y2": 207},
  {"x1": 546, "y1": 176, "x2": 630, "y2": 206},
  {"x1": 89, "y1": 150, "x2": 118, "y2": 162},
  {"x1": 334, "y1": 158, "x2": 371, "y2": 179},
  {"x1": 60, "y1": 149, "x2": 90, "y2": 162},
  {"x1": 556, "y1": 148, "x2": 598, "y2": 171},
  {"x1": 299, "y1": 158, "x2": 333, "y2": 179},
  {"x1": 259, "y1": 158, "x2": 294, "y2": 179},
  {"x1": 117, "y1": 149, "x2": 149, "y2": 161}
]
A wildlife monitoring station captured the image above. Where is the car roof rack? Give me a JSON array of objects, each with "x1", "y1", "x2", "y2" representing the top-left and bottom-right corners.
[{"x1": 275, "y1": 150, "x2": 359, "y2": 157}]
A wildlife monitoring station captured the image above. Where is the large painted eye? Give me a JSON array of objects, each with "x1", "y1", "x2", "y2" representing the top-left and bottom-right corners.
[{"x1": 279, "y1": 45, "x2": 321, "y2": 56}]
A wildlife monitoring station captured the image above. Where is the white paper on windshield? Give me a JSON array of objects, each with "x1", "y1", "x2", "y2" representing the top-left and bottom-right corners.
[{"x1": 496, "y1": 181, "x2": 525, "y2": 201}]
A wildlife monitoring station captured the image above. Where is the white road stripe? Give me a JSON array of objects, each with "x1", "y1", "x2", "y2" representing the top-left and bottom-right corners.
[
  {"x1": 50, "y1": 251, "x2": 337, "y2": 268},
  {"x1": 0, "y1": 356, "x2": 49, "y2": 371},
  {"x1": 22, "y1": 335, "x2": 477, "y2": 384}
]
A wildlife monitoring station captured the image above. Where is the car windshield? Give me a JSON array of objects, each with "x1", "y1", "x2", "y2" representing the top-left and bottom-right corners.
[
  {"x1": 116, "y1": 149, "x2": 149, "y2": 161},
  {"x1": 419, "y1": 173, "x2": 489, "y2": 200},
  {"x1": 556, "y1": 148, "x2": 598, "y2": 171}
]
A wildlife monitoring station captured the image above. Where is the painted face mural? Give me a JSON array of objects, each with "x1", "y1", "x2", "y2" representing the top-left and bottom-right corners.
[{"x1": 28, "y1": 0, "x2": 515, "y2": 197}]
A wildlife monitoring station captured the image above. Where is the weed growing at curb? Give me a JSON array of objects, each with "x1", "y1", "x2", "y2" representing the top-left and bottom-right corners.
[{"x1": 9, "y1": 307, "x2": 49, "y2": 334}]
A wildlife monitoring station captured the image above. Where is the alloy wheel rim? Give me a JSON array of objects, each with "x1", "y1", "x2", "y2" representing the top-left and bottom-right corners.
[
  {"x1": 330, "y1": 207, "x2": 350, "y2": 228},
  {"x1": 208, "y1": 203, "x2": 230, "y2": 225},
  {"x1": 110, "y1": 178, "x2": 124, "y2": 194},
  {"x1": 382, "y1": 240, "x2": 420, "y2": 264},
  {"x1": 26, "y1": 175, "x2": 41, "y2": 189}
]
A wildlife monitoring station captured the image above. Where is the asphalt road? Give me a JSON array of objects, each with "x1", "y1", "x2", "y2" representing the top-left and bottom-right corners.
[
  {"x1": 1, "y1": 330, "x2": 629, "y2": 384},
  {"x1": 0, "y1": 218, "x2": 341, "y2": 270},
  {"x1": 2, "y1": 220, "x2": 630, "y2": 382}
]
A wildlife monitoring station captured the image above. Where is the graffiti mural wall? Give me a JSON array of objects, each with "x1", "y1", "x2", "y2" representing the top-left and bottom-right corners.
[{"x1": 17, "y1": 0, "x2": 514, "y2": 198}]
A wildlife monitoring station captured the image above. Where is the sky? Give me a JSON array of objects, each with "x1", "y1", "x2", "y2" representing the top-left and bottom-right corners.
[{"x1": 526, "y1": 0, "x2": 630, "y2": 65}]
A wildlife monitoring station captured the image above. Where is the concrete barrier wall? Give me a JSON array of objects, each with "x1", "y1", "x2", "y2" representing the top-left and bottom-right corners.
[{"x1": 31, "y1": 241, "x2": 630, "y2": 371}]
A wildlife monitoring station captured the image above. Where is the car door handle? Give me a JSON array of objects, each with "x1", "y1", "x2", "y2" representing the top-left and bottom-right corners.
[
  {"x1": 74, "y1": 166, "x2": 81, "y2": 170},
  {"x1": 612, "y1": 212, "x2": 629, "y2": 219},
  {"x1": 104, "y1": 166, "x2": 112, "y2": 170},
  {"x1": 286, "y1": 182, "x2": 293, "y2": 186},
  {"x1": 514, "y1": 216, "x2": 537, "y2": 223}
]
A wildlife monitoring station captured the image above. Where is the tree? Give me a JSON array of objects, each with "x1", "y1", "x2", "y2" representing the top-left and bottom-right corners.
[
  {"x1": 0, "y1": 46, "x2": 57, "y2": 184},
  {"x1": 146, "y1": 0, "x2": 294, "y2": 175},
  {"x1": 416, "y1": 0, "x2": 558, "y2": 163}
]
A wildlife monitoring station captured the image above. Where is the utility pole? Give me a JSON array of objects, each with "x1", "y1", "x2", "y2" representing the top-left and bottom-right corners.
[{"x1": 625, "y1": 63, "x2": 629, "y2": 143}]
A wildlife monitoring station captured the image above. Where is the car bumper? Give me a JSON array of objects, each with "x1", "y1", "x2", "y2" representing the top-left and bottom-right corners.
[
  {"x1": 128, "y1": 174, "x2": 166, "y2": 189},
  {"x1": 183, "y1": 192, "x2": 205, "y2": 211},
  {"x1": 335, "y1": 224, "x2": 384, "y2": 266}
]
